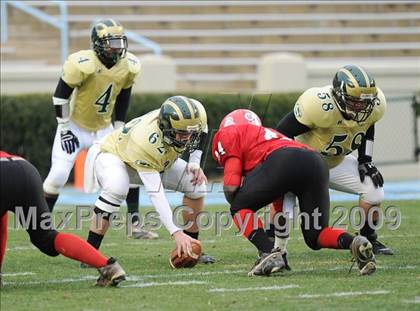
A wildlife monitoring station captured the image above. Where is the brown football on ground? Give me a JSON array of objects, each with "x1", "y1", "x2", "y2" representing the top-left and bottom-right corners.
[{"x1": 169, "y1": 241, "x2": 202, "y2": 269}]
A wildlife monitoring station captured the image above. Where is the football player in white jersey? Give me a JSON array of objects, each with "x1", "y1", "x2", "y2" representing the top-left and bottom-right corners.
[
  {"x1": 274, "y1": 65, "x2": 393, "y2": 255},
  {"x1": 42, "y1": 19, "x2": 156, "y2": 239},
  {"x1": 83, "y1": 96, "x2": 210, "y2": 259}
]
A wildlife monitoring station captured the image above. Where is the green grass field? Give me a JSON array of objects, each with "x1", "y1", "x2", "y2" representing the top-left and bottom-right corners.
[{"x1": 1, "y1": 200, "x2": 419, "y2": 311}]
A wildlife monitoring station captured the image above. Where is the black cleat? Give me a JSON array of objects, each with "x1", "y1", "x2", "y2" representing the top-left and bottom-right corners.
[
  {"x1": 282, "y1": 251, "x2": 292, "y2": 271},
  {"x1": 370, "y1": 239, "x2": 394, "y2": 256},
  {"x1": 249, "y1": 248, "x2": 285, "y2": 277},
  {"x1": 198, "y1": 253, "x2": 216, "y2": 264}
]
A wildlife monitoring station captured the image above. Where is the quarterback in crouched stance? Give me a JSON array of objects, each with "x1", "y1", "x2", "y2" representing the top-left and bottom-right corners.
[
  {"x1": 84, "y1": 96, "x2": 209, "y2": 258},
  {"x1": 276, "y1": 65, "x2": 392, "y2": 255},
  {"x1": 212, "y1": 110, "x2": 376, "y2": 277}
]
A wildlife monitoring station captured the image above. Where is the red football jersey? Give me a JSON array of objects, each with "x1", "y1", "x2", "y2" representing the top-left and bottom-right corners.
[
  {"x1": 0, "y1": 151, "x2": 13, "y2": 158},
  {"x1": 212, "y1": 124, "x2": 311, "y2": 186},
  {"x1": 0, "y1": 151, "x2": 23, "y2": 160}
]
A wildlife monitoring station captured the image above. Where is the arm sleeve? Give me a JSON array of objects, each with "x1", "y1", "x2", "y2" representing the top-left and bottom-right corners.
[
  {"x1": 276, "y1": 111, "x2": 311, "y2": 139},
  {"x1": 54, "y1": 78, "x2": 74, "y2": 99},
  {"x1": 223, "y1": 157, "x2": 243, "y2": 187},
  {"x1": 53, "y1": 78, "x2": 74, "y2": 123},
  {"x1": 114, "y1": 87, "x2": 132, "y2": 122},
  {"x1": 188, "y1": 131, "x2": 208, "y2": 164},
  {"x1": 358, "y1": 124, "x2": 375, "y2": 163},
  {"x1": 137, "y1": 171, "x2": 180, "y2": 235}
]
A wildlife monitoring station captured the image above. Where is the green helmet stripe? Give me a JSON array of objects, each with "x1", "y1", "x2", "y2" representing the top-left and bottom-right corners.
[
  {"x1": 103, "y1": 19, "x2": 115, "y2": 27},
  {"x1": 170, "y1": 96, "x2": 191, "y2": 119},
  {"x1": 344, "y1": 65, "x2": 368, "y2": 88}
]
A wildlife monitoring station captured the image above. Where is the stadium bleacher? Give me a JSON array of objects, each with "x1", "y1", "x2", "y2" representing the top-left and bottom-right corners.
[{"x1": 1, "y1": 1, "x2": 420, "y2": 92}]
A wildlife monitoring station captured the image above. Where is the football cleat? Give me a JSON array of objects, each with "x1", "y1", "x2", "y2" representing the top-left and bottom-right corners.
[
  {"x1": 282, "y1": 251, "x2": 292, "y2": 271},
  {"x1": 96, "y1": 257, "x2": 126, "y2": 287},
  {"x1": 198, "y1": 253, "x2": 216, "y2": 264},
  {"x1": 350, "y1": 235, "x2": 376, "y2": 276},
  {"x1": 129, "y1": 227, "x2": 159, "y2": 240},
  {"x1": 367, "y1": 234, "x2": 394, "y2": 255},
  {"x1": 248, "y1": 248, "x2": 286, "y2": 277}
]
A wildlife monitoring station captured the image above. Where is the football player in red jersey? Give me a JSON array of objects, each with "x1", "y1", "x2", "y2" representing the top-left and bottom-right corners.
[
  {"x1": 0, "y1": 151, "x2": 125, "y2": 287},
  {"x1": 212, "y1": 110, "x2": 377, "y2": 277}
]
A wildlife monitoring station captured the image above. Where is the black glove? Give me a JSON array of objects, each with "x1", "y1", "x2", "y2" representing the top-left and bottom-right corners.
[
  {"x1": 358, "y1": 161, "x2": 384, "y2": 188},
  {"x1": 60, "y1": 130, "x2": 79, "y2": 154}
]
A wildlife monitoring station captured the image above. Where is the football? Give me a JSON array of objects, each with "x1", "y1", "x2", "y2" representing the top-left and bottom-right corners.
[{"x1": 169, "y1": 241, "x2": 202, "y2": 269}]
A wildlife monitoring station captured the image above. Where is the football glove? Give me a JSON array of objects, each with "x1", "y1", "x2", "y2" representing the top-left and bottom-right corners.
[
  {"x1": 60, "y1": 130, "x2": 79, "y2": 154},
  {"x1": 358, "y1": 161, "x2": 384, "y2": 188}
]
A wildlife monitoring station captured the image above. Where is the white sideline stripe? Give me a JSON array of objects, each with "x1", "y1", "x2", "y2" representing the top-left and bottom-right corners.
[
  {"x1": 209, "y1": 284, "x2": 299, "y2": 293},
  {"x1": 299, "y1": 290, "x2": 391, "y2": 298},
  {"x1": 121, "y1": 280, "x2": 207, "y2": 288},
  {"x1": 3, "y1": 272, "x2": 35, "y2": 277},
  {"x1": 127, "y1": 270, "x2": 247, "y2": 281},
  {"x1": 4, "y1": 276, "x2": 97, "y2": 286},
  {"x1": 6, "y1": 246, "x2": 36, "y2": 251}
]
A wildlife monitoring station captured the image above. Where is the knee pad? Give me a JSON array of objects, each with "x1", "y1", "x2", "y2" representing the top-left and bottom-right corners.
[
  {"x1": 95, "y1": 191, "x2": 124, "y2": 214},
  {"x1": 43, "y1": 164, "x2": 73, "y2": 195},
  {"x1": 30, "y1": 230, "x2": 59, "y2": 257},
  {"x1": 360, "y1": 178, "x2": 384, "y2": 205}
]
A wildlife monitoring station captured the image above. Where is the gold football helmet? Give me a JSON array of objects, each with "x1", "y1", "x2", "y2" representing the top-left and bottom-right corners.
[
  {"x1": 91, "y1": 19, "x2": 127, "y2": 66},
  {"x1": 332, "y1": 65, "x2": 378, "y2": 122},
  {"x1": 158, "y1": 96, "x2": 206, "y2": 152}
]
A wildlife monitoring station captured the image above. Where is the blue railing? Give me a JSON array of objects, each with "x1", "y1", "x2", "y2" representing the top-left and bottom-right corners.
[
  {"x1": 1, "y1": 0, "x2": 68, "y2": 63},
  {"x1": 1, "y1": 1, "x2": 162, "y2": 63}
]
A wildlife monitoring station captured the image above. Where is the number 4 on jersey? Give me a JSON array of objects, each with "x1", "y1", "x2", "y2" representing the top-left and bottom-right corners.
[{"x1": 95, "y1": 84, "x2": 113, "y2": 113}]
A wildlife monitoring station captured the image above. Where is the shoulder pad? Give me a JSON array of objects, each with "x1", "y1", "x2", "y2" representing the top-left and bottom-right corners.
[
  {"x1": 67, "y1": 50, "x2": 96, "y2": 75},
  {"x1": 294, "y1": 86, "x2": 337, "y2": 128},
  {"x1": 125, "y1": 52, "x2": 141, "y2": 75},
  {"x1": 369, "y1": 87, "x2": 387, "y2": 123}
]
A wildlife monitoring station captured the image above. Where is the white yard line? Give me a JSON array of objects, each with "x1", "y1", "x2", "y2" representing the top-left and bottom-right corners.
[
  {"x1": 121, "y1": 280, "x2": 207, "y2": 288},
  {"x1": 6, "y1": 246, "x2": 36, "y2": 251},
  {"x1": 127, "y1": 269, "x2": 247, "y2": 281},
  {"x1": 209, "y1": 284, "x2": 299, "y2": 293},
  {"x1": 299, "y1": 290, "x2": 391, "y2": 298},
  {"x1": 4, "y1": 276, "x2": 96, "y2": 286},
  {"x1": 2, "y1": 272, "x2": 35, "y2": 277}
]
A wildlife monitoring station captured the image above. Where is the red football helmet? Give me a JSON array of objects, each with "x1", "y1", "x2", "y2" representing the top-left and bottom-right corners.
[{"x1": 219, "y1": 109, "x2": 262, "y2": 128}]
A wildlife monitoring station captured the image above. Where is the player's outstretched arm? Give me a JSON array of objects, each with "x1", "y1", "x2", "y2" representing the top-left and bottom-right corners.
[
  {"x1": 137, "y1": 170, "x2": 199, "y2": 256},
  {"x1": 276, "y1": 111, "x2": 311, "y2": 139}
]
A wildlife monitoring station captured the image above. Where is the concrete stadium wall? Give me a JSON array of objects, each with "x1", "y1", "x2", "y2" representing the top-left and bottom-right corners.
[{"x1": 1, "y1": 55, "x2": 176, "y2": 94}]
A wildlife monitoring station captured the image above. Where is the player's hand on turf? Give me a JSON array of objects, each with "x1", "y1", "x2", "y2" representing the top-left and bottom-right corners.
[
  {"x1": 172, "y1": 231, "x2": 200, "y2": 257},
  {"x1": 358, "y1": 162, "x2": 384, "y2": 188},
  {"x1": 60, "y1": 130, "x2": 80, "y2": 154},
  {"x1": 186, "y1": 162, "x2": 207, "y2": 186}
]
